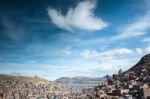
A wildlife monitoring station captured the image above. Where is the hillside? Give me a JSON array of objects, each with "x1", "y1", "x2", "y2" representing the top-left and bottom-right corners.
[
  {"x1": 93, "y1": 54, "x2": 150, "y2": 99},
  {"x1": 125, "y1": 54, "x2": 150, "y2": 77},
  {"x1": 0, "y1": 74, "x2": 66, "y2": 89},
  {"x1": 0, "y1": 74, "x2": 48, "y2": 83},
  {"x1": 0, "y1": 74, "x2": 70, "y2": 99}
]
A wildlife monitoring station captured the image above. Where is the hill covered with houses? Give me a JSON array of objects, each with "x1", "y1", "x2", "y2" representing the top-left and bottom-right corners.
[{"x1": 93, "y1": 54, "x2": 150, "y2": 99}]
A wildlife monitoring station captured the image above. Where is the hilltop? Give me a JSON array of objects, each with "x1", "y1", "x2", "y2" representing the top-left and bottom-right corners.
[
  {"x1": 93, "y1": 54, "x2": 150, "y2": 99},
  {"x1": 0, "y1": 74, "x2": 48, "y2": 83},
  {"x1": 121, "y1": 53, "x2": 150, "y2": 81},
  {"x1": 127, "y1": 54, "x2": 150, "y2": 75},
  {"x1": 0, "y1": 74, "x2": 67, "y2": 89}
]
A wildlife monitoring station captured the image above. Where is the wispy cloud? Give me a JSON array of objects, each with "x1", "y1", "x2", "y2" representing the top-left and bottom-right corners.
[
  {"x1": 78, "y1": 46, "x2": 150, "y2": 76},
  {"x1": 81, "y1": 46, "x2": 150, "y2": 60},
  {"x1": 134, "y1": 46, "x2": 150, "y2": 57},
  {"x1": 2, "y1": 17, "x2": 25, "y2": 40},
  {"x1": 80, "y1": 48, "x2": 133, "y2": 59},
  {"x1": 1, "y1": 46, "x2": 150, "y2": 80},
  {"x1": 47, "y1": 0, "x2": 108, "y2": 32},
  {"x1": 61, "y1": 46, "x2": 72, "y2": 55},
  {"x1": 115, "y1": 15, "x2": 150, "y2": 40},
  {"x1": 142, "y1": 38, "x2": 150, "y2": 42},
  {"x1": 113, "y1": 0, "x2": 150, "y2": 40}
]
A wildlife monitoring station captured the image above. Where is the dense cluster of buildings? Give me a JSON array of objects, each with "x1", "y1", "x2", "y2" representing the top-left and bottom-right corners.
[
  {"x1": 90, "y1": 66, "x2": 150, "y2": 99},
  {"x1": 0, "y1": 64, "x2": 150, "y2": 99},
  {"x1": 0, "y1": 70, "x2": 149, "y2": 99},
  {"x1": 0, "y1": 77, "x2": 100, "y2": 99},
  {"x1": 0, "y1": 78, "x2": 72, "y2": 99},
  {"x1": 0, "y1": 78, "x2": 101, "y2": 99}
]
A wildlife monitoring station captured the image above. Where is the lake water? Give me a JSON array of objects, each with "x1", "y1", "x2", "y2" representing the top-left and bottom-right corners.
[
  {"x1": 64, "y1": 82, "x2": 81, "y2": 87},
  {"x1": 64, "y1": 82, "x2": 99, "y2": 88}
]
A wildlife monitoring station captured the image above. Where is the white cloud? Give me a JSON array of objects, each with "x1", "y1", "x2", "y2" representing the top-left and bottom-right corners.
[
  {"x1": 80, "y1": 48, "x2": 133, "y2": 59},
  {"x1": 2, "y1": 17, "x2": 25, "y2": 40},
  {"x1": 78, "y1": 46, "x2": 150, "y2": 76},
  {"x1": 70, "y1": 46, "x2": 150, "y2": 77},
  {"x1": 62, "y1": 50, "x2": 71, "y2": 55},
  {"x1": 80, "y1": 49, "x2": 98, "y2": 59},
  {"x1": 80, "y1": 46, "x2": 150, "y2": 60},
  {"x1": 2, "y1": 46, "x2": 150, "y2": 80},
  {"x1": 135, "y1": 46, "x2": 150, "y2": 56},
  {"x1": 136, "y1": 48, "x2": 143, "y2": 55},
  {"x1": 115, "y1": 14, "x2": 150, "y2": 40},
  {"x1": 97, "y1": 59, "x2": 136, "y2": 72},
  {"x1": 79, "y1": 48, "x2": 139, "y2": 76},
  {"x1": 142, "y1": 38, "x2": 150, "y2": 42},
  {"x1": 47, "y1": 0, "x2": 108, "y2": 32},
  {"x1": 99, "y1": 48, "x2": 133, "y2": 57},
  {"x1": 61, "y1": 47, "x2": 72, "y2": 55},
  {"x1": 145, "y1": 46, "x2": 150, "y2": 53},
  {"x1": 61, "y1": 46, "x2": 72, "y2": 55},
  {"x1": 114, "y1": 0, "x2": 150, "y2": 40}
]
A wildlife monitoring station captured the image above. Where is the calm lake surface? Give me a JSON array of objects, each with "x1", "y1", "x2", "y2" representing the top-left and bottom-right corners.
[
  {"x1": 64, "y1": 82, "x2": 81, "y2": 87},
  {"x1": 64, "y1": 81, "x2": 100, "y2": 88}
]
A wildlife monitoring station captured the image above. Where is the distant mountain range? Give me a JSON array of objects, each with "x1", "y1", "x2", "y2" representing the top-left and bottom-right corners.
[{"x1": 55, "y1": 76, "x2": 106, "y2": 84}]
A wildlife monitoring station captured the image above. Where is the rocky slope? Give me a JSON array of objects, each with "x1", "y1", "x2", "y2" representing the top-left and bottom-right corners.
[
  {"x1": 117, "y1": 53, "x2": 150, "y2": 83},
  {"x1": 125, "y1": 53, "x2": 150, "y2": 76},
  {"x1": 0, "y1": 74, "x2": 66, "y2": 89}
]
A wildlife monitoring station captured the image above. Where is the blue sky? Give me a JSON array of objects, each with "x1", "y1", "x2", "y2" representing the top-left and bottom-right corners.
[{"x1": 0, "y1": 0, "x2": 150, "y2": 80}]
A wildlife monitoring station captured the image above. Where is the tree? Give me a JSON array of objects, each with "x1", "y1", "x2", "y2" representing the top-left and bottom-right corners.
[
  {"x1": 118, "y1": 69, "x2": 122, "y2": 74},
  {"x1": 112, "y1": 74, "x2": 117, "y2": 80},
  {"x1": 34, "y1": 75, "x2": 39, "y2": 78},
  {"x1": 105, "y1": 75, "x2": 110, "y2": 80}
]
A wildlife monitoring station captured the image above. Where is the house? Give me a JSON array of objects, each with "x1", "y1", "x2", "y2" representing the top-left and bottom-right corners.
[
  {"x1": 121, "y1": 89, "x2": 129, "y2": 95},
  {"x1": 144, "y1": 88, "x2": 150, "y2": 99}
]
